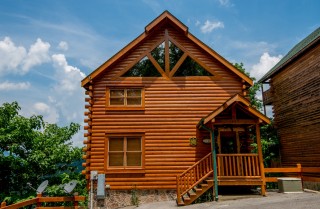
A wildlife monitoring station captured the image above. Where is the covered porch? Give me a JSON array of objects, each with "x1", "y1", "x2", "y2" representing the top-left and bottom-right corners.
[{"x1": 177, "y1": 94, "x2": 270, "y2": 205}]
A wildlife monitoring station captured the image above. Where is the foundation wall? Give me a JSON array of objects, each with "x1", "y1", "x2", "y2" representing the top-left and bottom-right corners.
[{"x1": 93, "y1": 189, "x2": 176, "y2": 209}]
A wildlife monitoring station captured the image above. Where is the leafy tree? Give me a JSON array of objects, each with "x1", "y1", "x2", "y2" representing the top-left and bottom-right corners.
[
  {"x1": 0, "y1": 101, "x2": 85, "y2": 204},
  {"x1": 234, "y1": 62, "x2": 262, "y2": 110}
]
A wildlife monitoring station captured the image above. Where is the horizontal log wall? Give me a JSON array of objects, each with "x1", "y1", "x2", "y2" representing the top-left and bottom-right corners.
[
  {"x1": 84, "y1": 24, "x2": 245, "y2": 190},
  {"x1": 270, "y1": 42, "x2": 320, "y2": 167}
]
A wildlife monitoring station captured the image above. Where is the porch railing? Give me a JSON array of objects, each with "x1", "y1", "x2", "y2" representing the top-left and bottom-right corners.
[
  {"x1": 176, "y1": 152, "x2": 213, "y2": 202},
  {"x1": 217, "y1": 154, "x2": 260, "y2": 177},
  {"x1": 1, "y1": 194, "x2": 86, "y2": 209}
]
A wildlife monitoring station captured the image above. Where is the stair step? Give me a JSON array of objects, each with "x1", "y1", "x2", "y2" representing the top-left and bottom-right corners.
[
  {"x1": 176, "y1": 199, "x2": 185, "y2": 206},
  {"x1": 182, "y1": 196, "x2": 190, "y2": 202},
  {"x1": 201, "y1": 183, "x2": 209, "y2": 188},
  {"x1": 193, "y1": 187, "x2": 203, "y2": 193},
  {"x1": 187, "y1": 190, "x2": 197, "y2": 197},
  {"x1": 205, "y1": 179, "x2": 214, "y2": 185}
]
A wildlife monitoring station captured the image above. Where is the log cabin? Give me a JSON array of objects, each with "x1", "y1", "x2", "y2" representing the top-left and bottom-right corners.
[
  {"x1": 259, "y1": 27, "x2": 320, "y2": 168},
  {"x1": 81, "y1": 11, "x2": 270, "y2": 207}
]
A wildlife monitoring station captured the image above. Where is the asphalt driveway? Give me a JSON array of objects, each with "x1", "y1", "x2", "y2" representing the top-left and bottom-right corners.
[{"x1": 124, "y1": 191, "x2": 320, "y2": 209}]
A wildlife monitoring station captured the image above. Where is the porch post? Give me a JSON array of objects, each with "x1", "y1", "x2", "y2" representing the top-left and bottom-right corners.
[
  {"x1": 256, "y1": 123, "x2": 266, "y2": 195},
  {"x1": 210, "y1": 130, "x2": 219, "y2": 201}
]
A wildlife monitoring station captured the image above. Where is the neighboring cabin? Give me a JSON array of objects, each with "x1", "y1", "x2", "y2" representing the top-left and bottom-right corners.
[
  {"x1": 81, "y1": 11, "x2": 270, "y2": 207},
  {"x1": 260, "y1": 27, "x2": 320, "y2": 167}
]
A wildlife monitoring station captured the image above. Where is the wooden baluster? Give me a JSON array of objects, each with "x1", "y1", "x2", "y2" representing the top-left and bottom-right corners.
[
  {"x1": 217, "y1": 156, "x2": 220, "y2": 176},
  {"x1": 235, "y1": 156, "x2": 241, "y2": 176},
  {"x1": 256, "y1": 156, "x2": 260, "y2": 175},
  {"x1": 232, "y1": 156, "x2": 236, "y2": 176},
  {"x1": 184, "y1": 175, "x2": 186, "y2": 193},
  {"x1": 176, "y1": 175, "x2": 181, "y2": 203},
  {"x1": 192, "y1": 169, "x2": 194, "y2": 186},
  {"x1": 187, "y1": 173, "x2": 189, "y2": 189},
  {"x1": 252, "y1": 156, "x2": 256, "y2": 176},
  {"x1": 244, "y1": 156, "x2": 248, "y2": 176},
  {"x1": 248, "y1": 156, "x2": 252, "y2": 176},
  {"x1": 221, "y1": 156, "x2": 224, "y2": 176},
  {"x1": 205, "y1": 157, "x2": 208, "y2": 173},
  {"x1": 210, "y1": 155, "x2": 213, "y2": 173},
  {"x1": 228, "y1": 156, "x2": 232, "y2": 176},
  {"x1": 1, "y1": 201, "x2": 6, "y2": 208}
]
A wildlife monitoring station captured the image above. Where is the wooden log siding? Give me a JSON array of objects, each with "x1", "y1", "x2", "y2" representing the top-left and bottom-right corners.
[
  {"x1": 84, "y1": 24, "x2": 246, "y2": 190},
  {"x1": 270, "y1": 43, "x2": 320, "y2": 167},
  {"x1": 83, "y1": 84, "x2": 93, "y2": 181}
]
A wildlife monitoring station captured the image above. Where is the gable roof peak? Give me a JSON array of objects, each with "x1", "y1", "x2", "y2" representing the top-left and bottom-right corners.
[
  {"x1": 145, "y1": 10, "x2": 188, "y2": 35},
  {"x1": 81, "y1": 11, "x2": 253, "y2": 87}
]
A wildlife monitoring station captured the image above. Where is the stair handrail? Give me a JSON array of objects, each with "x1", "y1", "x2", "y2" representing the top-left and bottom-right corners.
[{"x1": 176, "y1": 152, "x2": 213, "y2": 203}]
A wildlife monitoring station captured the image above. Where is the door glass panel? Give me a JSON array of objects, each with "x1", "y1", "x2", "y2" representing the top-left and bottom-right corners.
[{"x1": 220, "y1": 132, "x2": 237, "y2": 154}]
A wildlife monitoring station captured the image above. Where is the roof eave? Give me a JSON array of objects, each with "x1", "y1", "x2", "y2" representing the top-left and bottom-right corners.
[{"x1": 259, "y1": 29, "x2": 320, "y2": 83}]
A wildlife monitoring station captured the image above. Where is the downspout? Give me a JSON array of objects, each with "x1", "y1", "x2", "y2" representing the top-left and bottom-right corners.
[{"x1": 198, "y1": 119, "x2": 219, "y2": 201}]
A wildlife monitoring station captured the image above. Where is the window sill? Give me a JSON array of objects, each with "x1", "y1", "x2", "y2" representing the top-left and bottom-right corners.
[
  {"x1": 106, "y1": 106, "x2": 145, "y2": 111},
  {"x1": 106, "y1": 169, "x2": 145, "y2": 174}
]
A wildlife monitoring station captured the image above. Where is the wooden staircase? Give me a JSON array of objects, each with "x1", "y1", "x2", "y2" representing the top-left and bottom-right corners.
[
  {"x1": 177, "y1": 178, "x2": 214, "y2": 206},
  {"x1": 176, "y1": 153, "x2": 214, "y2": 206}
]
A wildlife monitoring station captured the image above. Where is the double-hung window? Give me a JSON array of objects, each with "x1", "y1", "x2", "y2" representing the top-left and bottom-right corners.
[
  {"x1": 106, "y1": 88, "x2": 145, "y2": 110},
  {"x1": 108, "y1": 135, "x2": 143, "y2": 169}
]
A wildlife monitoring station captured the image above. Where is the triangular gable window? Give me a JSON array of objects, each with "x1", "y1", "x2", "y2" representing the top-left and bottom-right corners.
[
  {"x1": 173, "y1": 56, "x2": 213, "y2": 76},
  {"x1": 169, "y1": 41, "x2": 183, "y2": 71},
  {"x1": 120, "y1": 31, "x2": 216, "y2": 78},
  {"x1": 151, "y1": 42, "x2": 165, "y2": 71},
  {"x1": 122, "y1": 56, "x2": 161, "y2": 77}
]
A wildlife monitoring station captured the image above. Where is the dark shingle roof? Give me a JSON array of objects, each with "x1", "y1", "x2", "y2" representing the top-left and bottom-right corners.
[{"x1": 259, "y1": 27, "x2": 320, "y2": 83}]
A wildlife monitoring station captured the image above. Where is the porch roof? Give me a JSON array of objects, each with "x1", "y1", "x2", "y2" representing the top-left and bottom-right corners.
[{"x1": 199, "y1": 94, "x2": 270, "y2": 127}]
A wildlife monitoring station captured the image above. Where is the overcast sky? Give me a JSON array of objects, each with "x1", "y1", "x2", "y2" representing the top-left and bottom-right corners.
[{"x1": 0, "y1": 0, "x2": 319, "y2": 146}]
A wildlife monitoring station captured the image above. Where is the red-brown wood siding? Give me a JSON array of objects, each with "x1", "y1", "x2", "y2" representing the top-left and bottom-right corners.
[
  {"x1": 84, "y1": 24, "x2": 245, "y2": 189},
  {"x1": 270, "y1": 42, "x2": 320, "y2": 167}
]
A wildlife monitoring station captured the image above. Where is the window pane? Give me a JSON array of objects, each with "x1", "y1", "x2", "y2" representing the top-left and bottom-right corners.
[
  {"x1": 174, "y1": 56, "x2": 213, "y2": 76},
  {"x1": 127, "y1": 98, "x2": 141, "y2": 105},
  {"x1": 109, "y1": 137, "x2": 124, "y2": 151},
  {"x1": 109, "y1": 153, "x2": 124, "y2": 166},
  {"x1": 151, "y1": 42, "x2": 165, "y2": 70},
  {"x1": 110, "y1": 98, "x2": 124, "y2": 105},
  {"x1": 127, "y1": 152, "x2": 141, "y2": 166},
  {"x1": 122, "y1": 56, "x2": 162, "y2": 77},
  {"x1": 127, "y1": 137, "x2": 141, "y2": 151},
  {"x1": 169, "y1": 41, "x2": 183, "y2": 70},
  {"x1": 127, "y1": 89, "x2": 141, "y2": 97},
  {"x1": 110, "y1": 89, "x2": 124, "y2": 97}
]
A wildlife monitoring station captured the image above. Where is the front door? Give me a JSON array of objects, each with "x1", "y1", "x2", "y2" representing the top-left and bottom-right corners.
[{"x1": 220, "y1": 131, "x2": 237, "y2": 154}]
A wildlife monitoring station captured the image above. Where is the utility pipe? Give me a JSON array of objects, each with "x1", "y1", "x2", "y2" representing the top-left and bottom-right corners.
[{"x1": 199, "y1": 119, "x2": 219, "y2": 201}]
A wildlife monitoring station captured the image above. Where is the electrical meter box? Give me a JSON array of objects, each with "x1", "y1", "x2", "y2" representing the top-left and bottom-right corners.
[{"x1": 97, "y1": 174, "x2": 105, "y2": 199}]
